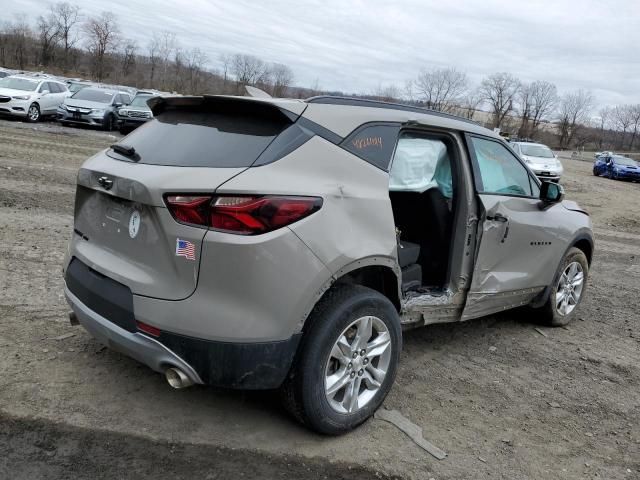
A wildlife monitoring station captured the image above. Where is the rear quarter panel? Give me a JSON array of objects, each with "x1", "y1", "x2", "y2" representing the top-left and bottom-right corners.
[{"x1": 216, "y1": 136, "x2": 399, "y2": 329}]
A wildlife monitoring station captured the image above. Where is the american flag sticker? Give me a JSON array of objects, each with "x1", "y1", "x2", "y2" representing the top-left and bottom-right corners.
[{"x1": 175, "y1": 238, "x2": 196, "y2": 260}]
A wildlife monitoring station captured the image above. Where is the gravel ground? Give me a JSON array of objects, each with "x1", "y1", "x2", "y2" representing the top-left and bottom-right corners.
[{"x1": 0, "y1": 117, "x2": 638, "y2": 479}]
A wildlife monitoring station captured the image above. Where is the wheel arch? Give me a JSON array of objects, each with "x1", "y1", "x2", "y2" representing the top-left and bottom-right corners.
[
  {"x1": 300, "y1": 257, "x2": 401, "y2": 334},
  {"x1": 571, "y1": 232, "x2": 594, "y2": 265},
  {"x1": 529, "y1": 229, "x2": 594, "y2": 308},
  {"x1": 333, "y1": 263, "x2": 401, "y2": 312}
]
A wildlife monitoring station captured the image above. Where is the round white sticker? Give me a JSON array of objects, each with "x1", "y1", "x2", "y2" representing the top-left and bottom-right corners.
[{"x1": 128, "y1": 210, "x2": 141, "y2": 239}]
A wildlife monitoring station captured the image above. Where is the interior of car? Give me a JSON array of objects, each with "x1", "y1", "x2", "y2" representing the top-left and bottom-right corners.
[{"x1": 388, "y1": 132, "x2": 457, "y2": 293}]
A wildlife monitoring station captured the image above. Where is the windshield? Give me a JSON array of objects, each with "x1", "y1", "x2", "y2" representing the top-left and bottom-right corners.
[
  {"x1": 612, "y1": 156, "x2": 638, "y2": 167},
  {"x1": 520, "y1": 144, "x2": 554, "y2": 158},
  {"x1": 69, "y1": 83, "x2": 90, "y2": 93},
  {"x1": 129, "y1": 96, "x2": 154, "y2": 107},
  {"x1": 71, "y1": 88, "x2": 115, "y2": 104},
  {"x1": 0, "y1": 77, "x2": 39, "y2": 91}
]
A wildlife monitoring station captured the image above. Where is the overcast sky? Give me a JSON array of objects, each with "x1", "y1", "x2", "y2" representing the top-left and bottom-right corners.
[{"x1": 7, "y1": 0, "x2": 640, "y2": 107}]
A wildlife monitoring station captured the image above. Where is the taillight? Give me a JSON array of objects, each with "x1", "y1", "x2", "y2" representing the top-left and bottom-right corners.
[
  {"x1": 165, "y1": 194, "x2": 322, "y2": 234},
  {"x1": 164, "y1": 195, "x2": 210, "y2": 225}
]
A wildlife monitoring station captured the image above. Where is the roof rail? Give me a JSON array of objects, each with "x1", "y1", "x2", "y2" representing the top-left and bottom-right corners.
[{"x1": 305, "y1": 95, "x2": 479, "y2": 126}]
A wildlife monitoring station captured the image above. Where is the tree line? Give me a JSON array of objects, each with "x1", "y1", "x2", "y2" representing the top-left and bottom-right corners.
[
  {"x1": 1, "y1": 3, "x2": 638, "y2": 151},
  {"x1": 373, "y1": 68, "x2": 638, "y2": 151},
  {"x1": 0, "y1": 3, "x2": 295, "y2": 97}
]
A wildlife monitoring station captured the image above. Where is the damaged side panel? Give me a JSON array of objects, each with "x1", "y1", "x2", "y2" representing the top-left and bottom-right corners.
[
  {"x1": 461, "y1": 193, "x2": 587, "y2": 320},
  {"x1": 218, "y1": 136, "x2": 400, "y2": 331}
]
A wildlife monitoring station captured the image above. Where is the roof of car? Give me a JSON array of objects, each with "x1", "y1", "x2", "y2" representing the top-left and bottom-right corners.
[
  {"x1": 300, "y1": 95, "x2": 499, "y2": 139},
  {"x1": 148, "y1": 94, "x2": 502, "y2": 140},
  {"x1": 306, "y1": 96, "x2": 479, "y2": 126}
]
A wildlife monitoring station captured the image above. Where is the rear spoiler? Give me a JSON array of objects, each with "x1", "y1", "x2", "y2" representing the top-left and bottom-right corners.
[{"x1": 147, "y1": 95, "x2": 306, "y2": 122}]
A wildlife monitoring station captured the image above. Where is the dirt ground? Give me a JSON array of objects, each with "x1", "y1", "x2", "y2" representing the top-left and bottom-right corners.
[{"x1": 0, "y1": 118, "x2": 638, "y2": 480}]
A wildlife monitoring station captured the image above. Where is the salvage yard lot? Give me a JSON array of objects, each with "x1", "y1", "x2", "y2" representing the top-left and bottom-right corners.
[{"x1": 0, "y1": 118, "x2": 638, "y2": 479}]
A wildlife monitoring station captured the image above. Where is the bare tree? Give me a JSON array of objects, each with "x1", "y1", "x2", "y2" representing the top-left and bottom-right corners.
[
  {"x1": 403, "y1": 79, "x2": 415, "y2": 102},
  {"x1": 627, "y1": 105, "x2": 640, "y2": 150},
  {"x1": 120, "y1": 39, "x2": 137, "y2": 78},
  {"x1": 51, "y1": 2, "x2": 80, "y2": 72},
  {"x1": 557, "y1": 90, "x2": 593, "y2": 148},
  {"x1": 185, "y1": 47, "x2": 207, "y2": 93},
  {"x1": 147, "y1": 32, "x2": 162, "y2": 87},
  {"x1": 270, "y1": 63, "x2": 294, "y2": 97},
  {"x1": 529, "y1": 80, "x2": 557, "y2": 135},
  {"x1": 219, "y1": 53, "x2": 233, "y2": 89},
  {"x1": 413, "y1": 67, "x2": 468, "y2": 112},
  {"x1": 596, "y1": 106, "x2": 613, "y2": 149},
  {"x1": 4, "y1": 15, "x2": 31, "y2": 69},
  {"x1": 172, "y1": 47, "x2": 185, "y2": 92},
  {"x1": 479, "y1": 72, "x2": 520, "y2": 129},
  {"x1": 613, "y1": 105, "x2": 634, "y2": 149},
  {"x1": 83, "y1": 12, "x2": 119, "y2": 81},
  {"x1": 36, "y1": 13, "x2": 59, "y2": 66},
  {"x1": 231, "y1": 54, "x2": 266, "y2": 90},
  {"x1": 516, "y1": 82, "x2": 533, "y2": 138},
  {"x1": 158, "y1": 32, "x2": 176, "y2": 90},
  {"x1": 460, "y1": 89, "x2": 483, "y2": 120},
  {"x1": 372, "y1": 84, "x2": 400, "y2": 102}
]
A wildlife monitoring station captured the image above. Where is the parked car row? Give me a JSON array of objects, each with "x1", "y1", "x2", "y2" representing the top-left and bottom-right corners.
[{"x1": 0, "y1": 70, "x2": 163, "y2": 133}]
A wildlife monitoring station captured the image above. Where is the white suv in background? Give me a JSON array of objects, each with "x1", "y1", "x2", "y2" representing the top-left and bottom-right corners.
[
  {"x1": 0, "y1": 74, "x2": 69, "y2": 122},
  {"x1": 511, "y1": 141, "x2": 564, "y2": 182}
]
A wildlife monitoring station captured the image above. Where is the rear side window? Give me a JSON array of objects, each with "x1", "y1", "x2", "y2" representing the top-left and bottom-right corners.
[
  {"x1": 341, "y1": 123, "x2": 401, "y2": 170},
  {"x1": 109, "y1": 103, "x2": 291, "y2": 167}
]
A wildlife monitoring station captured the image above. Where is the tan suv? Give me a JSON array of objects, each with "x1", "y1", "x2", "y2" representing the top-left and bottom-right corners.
[{"x1": 64, "y1": 95, "x2": 594, "y2": 434}]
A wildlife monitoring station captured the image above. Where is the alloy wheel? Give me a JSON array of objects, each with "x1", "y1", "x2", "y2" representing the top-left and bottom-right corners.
[
  {"x1": 555, "y1": 261, "x2": 584, "y2": 316},
  {"x1": 28, "y1": 105, "x2": 40, "y2": 122},
  {"x1": 324, "y1": 315, "x2": 392, "y2": 414}
]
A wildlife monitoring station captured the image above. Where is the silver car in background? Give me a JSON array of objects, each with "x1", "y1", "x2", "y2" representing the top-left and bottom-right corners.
[
  {"x1": 511, "y1": 141, "x2": 564, "y2": 181},
  {"x1": 57, "y1": 87, "x2": 131, "y2": 130},
  {"x1": 64, "y1": 95, "x2": 593, "y2": 434}
]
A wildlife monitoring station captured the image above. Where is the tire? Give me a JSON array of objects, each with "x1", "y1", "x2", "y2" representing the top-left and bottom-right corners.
[
  {"x1": 281, "y1": 284, "x2": 402, "y2": 435},
  {"x1": 532, "y1": 247, "x2": 589, "y2": 327},
  {"x1": 26, "y1": 103, "x2": 40, "y2": 123},
  {"x1": 592, "y1": 168, "x2": 598, "y2": 176},
  {"x1": 103, "y1": 114, "x2": 114, "y2": 131}
]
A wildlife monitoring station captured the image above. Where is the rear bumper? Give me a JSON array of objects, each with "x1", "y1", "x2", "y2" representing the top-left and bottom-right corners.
[
  {"x1": 65, "y1": 285, "x2": 204, "y2": 385},
  {"x1": 64, "y1": 257, "x2": 302, "y2": 389}
]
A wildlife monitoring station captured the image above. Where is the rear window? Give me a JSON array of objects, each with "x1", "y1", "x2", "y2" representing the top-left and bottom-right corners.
[{"x1": 109, "y1": 103, "x2": 291, "y2": 167}]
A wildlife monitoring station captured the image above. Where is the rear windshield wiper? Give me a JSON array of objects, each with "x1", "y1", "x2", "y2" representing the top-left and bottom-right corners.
[{"x1": 111, "y1": 144, "x2": 139, "y2": 161}]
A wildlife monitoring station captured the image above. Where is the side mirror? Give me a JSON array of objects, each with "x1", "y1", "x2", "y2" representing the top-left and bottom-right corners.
[
  {"x1": 41, "y1": 90, "x2": 50, "y2": 95},
  {"x1": 539, "y1": 181, "x2": 564, "y2": 207},
  {"x1": 113, "y1": 103, "x2": 122, "y2": 108}
]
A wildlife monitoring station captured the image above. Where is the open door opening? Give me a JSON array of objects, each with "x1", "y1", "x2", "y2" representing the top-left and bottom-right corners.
[{"x1": 388, "y1": 132, "x2": 456, "y2": 296}]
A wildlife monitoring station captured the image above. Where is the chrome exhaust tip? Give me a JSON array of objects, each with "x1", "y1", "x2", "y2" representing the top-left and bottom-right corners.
[{"x1": 165, "y1": 367, "x2": 194, "y2": 389}]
